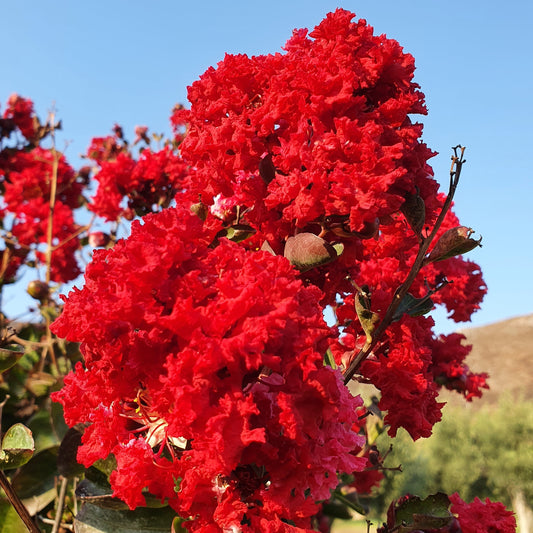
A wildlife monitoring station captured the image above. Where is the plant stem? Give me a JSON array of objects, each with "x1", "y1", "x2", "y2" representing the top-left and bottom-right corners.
[
  {"x1": 343, "y1": 146, "x2": 466, "y2": 384},
  {"x1": 51, "y1": 476, "x2": 68, "y2": 533},
  {"x1": 43, "y1": 111, "x2": 59, "y2": 374},
  {"x1": 45, "y1": 112, "x2": 59, "y2": 286}
]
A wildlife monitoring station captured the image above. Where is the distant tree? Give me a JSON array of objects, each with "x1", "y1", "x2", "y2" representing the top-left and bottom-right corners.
[{"x1": 373, "y1": 397, "x2": 533, "y2": 516}]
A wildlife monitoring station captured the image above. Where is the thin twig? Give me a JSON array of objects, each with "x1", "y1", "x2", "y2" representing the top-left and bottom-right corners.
[
  {"x1": 43, "y1": 110, "x2": 59, "y2": 375},
  {"x1": 39, "y1": 517, "x2": 73, "y2": 531},
  {"x1": 343, "y1": 146, "x2": 466, "y2": 384},
  {"x1": 50, "y1": 217, "x2": 95, "y2": 252},
  {"x1": 51, "y1": 476, "x2": 68, "y2": 533},
  {"x1": 45, "y1": 110, "x2": 59, "y2": 287},
  {"x1": 10, "y1": 334, "x2": 55, "y2": 349}
]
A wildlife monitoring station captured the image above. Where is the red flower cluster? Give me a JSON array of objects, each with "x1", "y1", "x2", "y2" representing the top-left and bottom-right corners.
[
  {"x1": 1, "y1": 94, "x2": 37, "y2": 141},
  {"x1": 85, "y1": 127, "x2": 188, "y2": 221},
  {"x1": 175, "y1": 9, "x2": 436, "y2": 253},
  {"x1": 450, "y1": 493, "x2": 517, "y2": 533},
  {"x1": 0, "y1": 95, "x2": 83, "y2": 283},
  {"x1": 379, "y1": 493, "x2": 516, "y2": 533},
  {"x1": 50, "y1": 8, "x2": 503, "y2": 531},
  {"x1": 52, "y1": 207, "x2": 366, "y2": 532},
  {"x1": 171, "y1": 9, "x2": 487, "y2": 439}
]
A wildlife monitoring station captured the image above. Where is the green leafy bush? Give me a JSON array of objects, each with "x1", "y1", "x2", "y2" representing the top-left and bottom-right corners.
[{"x1": 373, "y1": 396, "x2": 533, "y2": 516}]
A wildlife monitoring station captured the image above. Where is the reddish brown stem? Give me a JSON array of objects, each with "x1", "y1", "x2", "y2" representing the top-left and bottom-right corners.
[{"x1": 343, "y1": 146, "x2": 466, "y2": 384}]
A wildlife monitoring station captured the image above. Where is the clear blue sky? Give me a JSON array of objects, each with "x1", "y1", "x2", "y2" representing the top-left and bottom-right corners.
[{"x1": 2, "y1": 1, "x2": 532, "y2": 333}]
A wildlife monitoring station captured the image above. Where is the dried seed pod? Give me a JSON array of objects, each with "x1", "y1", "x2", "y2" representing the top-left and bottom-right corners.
[
  {"x1": 88, "y1": 231, "x2": 111, "y2": 248},
  {"x1": 27, "y1": 280, "x2": 49, "y2": 301},
  {"x1": 425, "y1": 226, "x2": 482, "y2": 264},
  {"x1": 190, "y1": 201, "x2": 208, "y2": 221}
]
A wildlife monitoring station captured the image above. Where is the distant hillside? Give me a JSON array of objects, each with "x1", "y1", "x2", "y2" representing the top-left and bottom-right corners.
[{"x1": 441, "y1": 314, "x2": 533, "y2": 406}]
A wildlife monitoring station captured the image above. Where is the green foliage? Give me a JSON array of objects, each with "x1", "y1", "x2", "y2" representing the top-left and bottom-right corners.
[
  {"x1": 0, "y1": 498, "x2": 27, "y2": 533},
  {"x1": 74, "y1": 503, "x2": 177, "y2": 533},
  {"x1": 372, "y1": 396, "x2": 533, "y2": 516},
  {"x1": 0, "y1": 345, "x2": 24, "y2": 373},
  {"x1": 0, "y1": 423, "x2": 34, "y2": 470}
]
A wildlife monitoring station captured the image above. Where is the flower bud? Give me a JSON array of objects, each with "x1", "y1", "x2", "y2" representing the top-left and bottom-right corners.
[
  {"x1": 424, "y1": 226, "x2": 482, "y2": 264},
  {"x1": 284, "y1": 232, "x2": 343, "y2": 272},
  {"x1": 134, "y1": 125, "x2": 150, "y2": 144},
  {"x1": 88, "y1": 232, "x2": 111, "y2": 248},
  {"x1": 27, "y1": 280, "x2": 49, "y2": 301},
  {"x1": 112, "y1": 123, "x2": 124, "y2": 139},
  {"x1": 259, "y1": 154, "x2": 276, "y2": 183}
]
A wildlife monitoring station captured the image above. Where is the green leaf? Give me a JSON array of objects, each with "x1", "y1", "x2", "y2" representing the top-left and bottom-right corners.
[
  {"x1": 77, "y1": 477, "x2": 167, "y2": 510},
  {"x1": 76, "y1": 478, "x2": 129, "y2": 511},
  {"x1": 92, "y1": 454, "x2": 118, "y2": 477},
  {"x1": 400, "y1": 188, "x2": 426, "y2": 237},
  {"x1": 0, "y1": 424, "x2": 34, "y2": 470},
  {"x1": 321, "y1": 500, "x2": 353, "y2": 520},
  {"x1": 57, "y1": 426, "x2": 85, "y2": 477},
  {"x1": 26, "y1": 407, "x2": 62, "y2": 454},
  {"x1": 0, "y1": 499, "x2": 27, "y2": 533},
  {"x1": 74, "y1": 503, "x2": 178, "y2": 533},
  {"x1": 332, "y1": 242, "x2": 345, "y2": 257},
  {"x1": 0, "y1": 345, "x2": 24, "y2": 373},
  {"x1": 25, "y1": 372, "x2": 56, "y2": 397},
  {"x1": 172, "y1": 516, "x2": 190, "y2": 533},
  {"x1": 11, "y1": 448, "x2": 59, "y2": 514},
  {"x1": 224, "y1": 224, "x2": 256, "y2": 243},
  {"x1": 366, "y1": 414, "x2": 384, "y2": 446},
  {"x1": 392, "y1": 293, "x2": 434, "y2": 322},
  {"x1": 323, "y1": 348, "x2": 337, "y2": 369},
  {"x1": 50, "y1": 400, "x2": 70, "y2": 441},
  {"x1": 353, "y1": 286, "x2": 379, "y2": 344},
  {"x1": 394, "y1": 493, "x2": 453, "y2": 533},
  {"x1": 332, "y1": 490, "x2": 367, "y2": 516}
]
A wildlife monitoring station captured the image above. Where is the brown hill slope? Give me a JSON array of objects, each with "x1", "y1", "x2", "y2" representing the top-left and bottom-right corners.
[{"x1": 440, "y1": 314, "x2": 533, "y2": 406}]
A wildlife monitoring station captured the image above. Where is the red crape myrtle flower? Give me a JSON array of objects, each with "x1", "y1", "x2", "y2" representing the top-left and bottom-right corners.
[
  {"x1": 174, "y1": 8, "x2": 436, "y2": 257},
  {"x1": 172, "y1": 9, "x2": 487, "y2": 439},
  {"x1": 1, "y1": 93, "x2": 37, "y2": 141},
  {"x1": 0, "y1": 121, "x2": 83, "y2": 283},
  {"x1": 52, "y1": 206, "x2": 366, "y2": 532},
  {"x1": 85, "y1": 128, "x2": 188, "y2": 221},
  {"x1": 449, "y1": 493, "x2": 516, "y2": 533}
]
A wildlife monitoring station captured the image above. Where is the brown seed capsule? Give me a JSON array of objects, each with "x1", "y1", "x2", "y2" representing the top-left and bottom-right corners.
[
  {"x1": 425, "y1": 226, "x2": 482, "y2": 264},
  {"x1": 27, "y1": 280, "x2": 49, "y2": 301},
  {"x1": 190, "y1": 201, "x2": 208, "y2": 221},
  {"x1": 88, "y1": 231, "x2": 111, "y2": 248}
]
